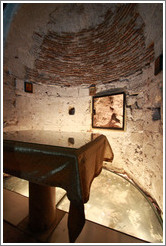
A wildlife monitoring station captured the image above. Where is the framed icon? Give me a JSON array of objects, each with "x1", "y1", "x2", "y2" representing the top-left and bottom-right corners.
[
  {"x1": 92, "y1": 92, "x2": 125, "y2": 130},
  {"x1": 24, "y1": 82, "x2": 33, "y2": 93}
]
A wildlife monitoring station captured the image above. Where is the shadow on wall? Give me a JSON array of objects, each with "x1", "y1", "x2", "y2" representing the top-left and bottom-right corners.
[{"x1": 3, "y1": 3, "x2": 21, "y2": 47}]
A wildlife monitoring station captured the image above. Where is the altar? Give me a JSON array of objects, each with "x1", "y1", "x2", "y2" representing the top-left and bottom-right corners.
[{"x1": 3, "y1": 130, "x2": 114, "y2": 242}]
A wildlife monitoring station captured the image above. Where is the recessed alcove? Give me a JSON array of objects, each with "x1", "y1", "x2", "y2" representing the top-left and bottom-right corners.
[
  {"x1": 69, "y1": 107, "x2": 75, "y2": 115},
  {"x1": 3, "y1": 2, "x2": 163, "y2": 244}
]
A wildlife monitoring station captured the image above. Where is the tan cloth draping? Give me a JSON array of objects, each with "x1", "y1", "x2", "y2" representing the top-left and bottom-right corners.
[{"x1": 3, "y1": 130, "x2": 114, "y2": 242}]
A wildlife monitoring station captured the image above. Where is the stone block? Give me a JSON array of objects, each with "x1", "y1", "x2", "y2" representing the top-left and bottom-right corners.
[
  {"x1": 131, "y1": 109, "x2": 143, "y2": 121},
  {"x1": 126, "y1": 96, "x2": 137, "y2": 106}
]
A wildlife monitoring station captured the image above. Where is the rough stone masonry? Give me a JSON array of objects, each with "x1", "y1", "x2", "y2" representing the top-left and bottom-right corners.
[{"x1": 3, "y1": 3, "x2": 163, "y2": 215}]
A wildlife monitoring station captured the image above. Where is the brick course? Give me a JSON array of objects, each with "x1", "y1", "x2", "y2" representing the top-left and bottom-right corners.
[{"x1": 26, "y1": 4, "x2": 154, "y2": 86}]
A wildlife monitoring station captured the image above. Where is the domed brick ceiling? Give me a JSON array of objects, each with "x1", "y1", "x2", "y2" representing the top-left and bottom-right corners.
[{"x1": 5, "y1": 3, "x2": 154, "y2": 87}]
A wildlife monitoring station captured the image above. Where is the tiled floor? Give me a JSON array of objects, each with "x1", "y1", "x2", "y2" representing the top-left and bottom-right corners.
[{"x1": 3, "y1": 169, "x2": 163, "y2": 243}]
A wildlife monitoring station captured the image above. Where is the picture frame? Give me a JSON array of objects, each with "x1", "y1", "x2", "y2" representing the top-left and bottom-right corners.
[
  {"x1": 92, "y1": 92, "x2": 125, "y2": 130},
  {"x1": 24, "y1": 81, "x2": 33, "y2": 93}
]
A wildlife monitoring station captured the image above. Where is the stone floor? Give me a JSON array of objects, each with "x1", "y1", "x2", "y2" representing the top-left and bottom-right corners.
[{"x1": 3, "y1": 169, "x2": 163, "y2": 243}]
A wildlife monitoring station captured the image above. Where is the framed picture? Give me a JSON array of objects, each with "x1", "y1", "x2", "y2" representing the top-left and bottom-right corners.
[
  {"x1": 92, "y1": 92, "x2": 125, "y2": 130},
  {"x1": 24, "y1": 81, "x2": 33, "y2": 93}
]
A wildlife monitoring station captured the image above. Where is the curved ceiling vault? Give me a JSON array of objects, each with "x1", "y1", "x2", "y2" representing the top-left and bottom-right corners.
[{"x1": 4, "y1": 3, "x2": 154, "y2": 87}]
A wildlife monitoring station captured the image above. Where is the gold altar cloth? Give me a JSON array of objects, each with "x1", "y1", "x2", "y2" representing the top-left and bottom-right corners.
[{"x1": 3, "y1": 130, "x2": 114, "y2": 242}]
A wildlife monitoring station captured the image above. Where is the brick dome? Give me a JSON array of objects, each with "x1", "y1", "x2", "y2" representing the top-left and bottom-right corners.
[{"x1": 4, "y1": 3, "x2": 154, "y2": 87}]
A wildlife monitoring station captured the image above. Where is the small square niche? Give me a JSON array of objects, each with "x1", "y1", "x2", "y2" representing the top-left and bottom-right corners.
[
  {"x1": 152, "y1": 108, "x2": 161, "y2": 121},
  {"x1": 69, "y1": 107, "x2": 75, "y2": 115}
]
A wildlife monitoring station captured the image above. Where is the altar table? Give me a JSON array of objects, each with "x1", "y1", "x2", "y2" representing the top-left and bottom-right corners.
[{"x1": 3, "y1": 130, "x2": 114, "y2": 242}]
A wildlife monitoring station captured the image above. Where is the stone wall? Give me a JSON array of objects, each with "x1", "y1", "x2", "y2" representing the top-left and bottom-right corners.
[
  {"x1": 3, "y1": 3, "x2": 163, "y2": 213},
  {"x1": 96, "y1": 64, "x2": 163, "y2": 213},
  {"x1": 3, "y1": 62, "x2": 163, "y2": 213}
]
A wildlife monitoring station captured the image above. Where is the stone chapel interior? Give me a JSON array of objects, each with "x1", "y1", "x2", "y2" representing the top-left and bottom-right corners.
[{"x1": 3, "y1": 2, "x2": 164, "y2": 244}]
